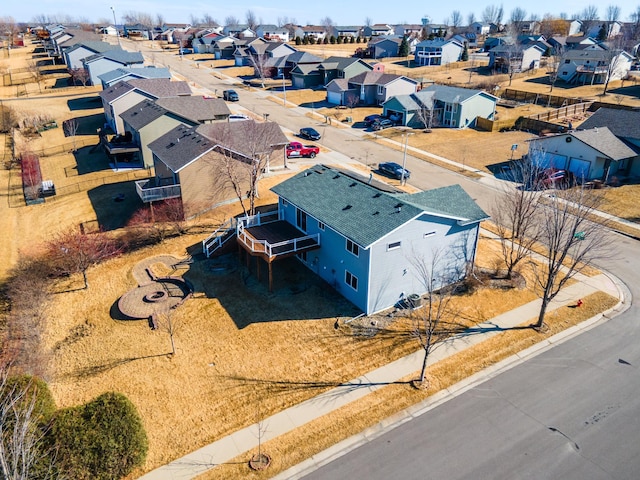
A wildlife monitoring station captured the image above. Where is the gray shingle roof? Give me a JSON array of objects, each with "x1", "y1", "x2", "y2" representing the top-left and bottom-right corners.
[
  {"x1": 99, "y1": 80, "x2": 134, "y2": 103},
  {"x1": 348, "y1": 71, "x2": 416, "y2": 86},
  {"x1": 120, "y1": 100, "x2": 168, "y2": 130},
  {"x1": 127, "y1": 78, "x2": 192, "y2": 98},
  {"x1": 285, "y1": 51, "x2": 322, "y2": 64},
  {"x1": 84, "y1": 49, "x2": 144, "y2": 65},
  {"x1": 271, "y1": 165, "x2": 487, "y2": 247},
  {"x1": 148, "y1": 125, "x2": 215, "y2": 172},
  {"x1": 98, "y1": 66, "x2": 171, "y2": 84},
  {"x1": 578, "y1": 108, "x2": 640, "y2": 141},
  {"x1": 66, "y1": 41, "x2": 117, "y2": 55},
  {"x1": 570, "y1": 127, "x2": 637, "y2": 160},
  {"x1": 421, "y1": 84, "x2": 496, "y2": 103},
  {"x1": 196, "y1": 121, "x2": 288, "y2": 158},
  {"x1": 155, "y1": 96, "x2": 231, "y2": 123}
]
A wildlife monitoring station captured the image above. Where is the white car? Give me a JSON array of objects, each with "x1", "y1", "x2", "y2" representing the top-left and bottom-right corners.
[{"x1": 228, "y1": 114, "x2": 250, "y2": 122}]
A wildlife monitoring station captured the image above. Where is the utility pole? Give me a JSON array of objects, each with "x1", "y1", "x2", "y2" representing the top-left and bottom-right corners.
[
  {"x1": 110, "y1": 7, "x2": 122, "y2": 48},
  {"x1": 401, "y1": 132, "x2": 411, "y2": 185}
]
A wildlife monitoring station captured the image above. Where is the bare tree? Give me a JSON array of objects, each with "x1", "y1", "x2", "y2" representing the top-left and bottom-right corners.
[
  {"x1": 490, "y1": 160, "x2": 541, "y2": 279},
  {"x1": 547, "y1": 44, "x2": 564, "y2": 92},
  {"x1": 601, "y1": 37, "x2": 631, "y2": 95},
  {"x1": 408, "y1": 245, "x2": 465, "y2": 387},
  {"x1": 539, "y1": 14, "x2": 570, "y2": 38},
  {"x1": 494, "y1": 44, "x2": 524, "y2": 86},
  {"x1": 156, "y1": 311, "x2": 181, "y2": 355},
  {"x1": 245, "y1": 10, "x2": 258, "y2": 30},
  {"x1": 0, "y1": 17, "x2": 18, "y2": 53},
  {"x1": 467, "y1": 12, "x2": 477, "y2": 26},
  {"x1": 69, "y1": 68, "x2": 90, "y2": 86},
  {"x1": 413, "y1": 93, "x2": 438, "y2": 131},
  {"x1": 320, "y1": 16, "x2": 335, "y2": 33},
  {"x1": 345, "y1": 93, "x2": 359, "y2": 112},
  {"x1": 248, "y1": 53, "x2": 271, "y2": 87},
  {"x1": 155, "y1": 13, "x2": 165, "y2": 28},
  {"x1": 224, "y1": 15, "x2": 240, "y2": 26},
  {"x1": 509, "y1": 7, "x2": 527, "y2": 33},
  {"x1": 580, "y1": 5, "x2": 599, "y2": 34},
  {"x1": 63, "y1": 119, "x2": 78, "y2": 151},
  {"x1": 45, "y1": 229, "x2": 123, "y2": 289},
  {"x1": 201, "y1": 13, "x2": 218, "y2": 27},
  {"x1": 450, "y1": 10, "x2": 463, "y2": 30},
  {"x1": 0, "y1": 372, "x2": 56, "y2": 480},
  {"x1": 532, "y1": 186, "x2": 611, "y2": 329},
  {"x1": 482, "y1": 5, "x2": 504, "y2": 25},
  {"x1": 26, "y1": 62, "x2": 43, "y2": 93}
]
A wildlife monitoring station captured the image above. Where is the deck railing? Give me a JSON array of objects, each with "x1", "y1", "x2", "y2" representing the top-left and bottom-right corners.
[
  {"x1": 238, "y1": 209, "x2": 280, "y2": 228},
  {"x1": 135, "y1": 179, "x2": 181, "y2": 202},
  {"x1": 202, "y1": 218, "x2": 238, "y2": 257},
  {"x1": 236, "y1": 218, "x2": 320, "y2": 259}
]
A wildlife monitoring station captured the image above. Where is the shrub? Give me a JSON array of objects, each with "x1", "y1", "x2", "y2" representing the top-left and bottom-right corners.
[
  {"x1": 2, "y1": 375, "x2": 56, "y2": 426},
  {"x1": 295, "y1": 36, "x2": 301, "y2": 45},
  {"x1": 52, "y1": 392, "x2": 148, "y2": 480}
]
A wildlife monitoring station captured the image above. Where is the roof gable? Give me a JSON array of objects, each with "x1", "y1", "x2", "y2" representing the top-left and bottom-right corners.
[
  {"x1": 578, "y1": 108, "x2": 640, "y2": 140},
  {"x1": 569, "y1": 127, "x2": 637, "y2": 160},
  {"x1": 148, "y1": 124, "x2": 215, "y2": 172}
]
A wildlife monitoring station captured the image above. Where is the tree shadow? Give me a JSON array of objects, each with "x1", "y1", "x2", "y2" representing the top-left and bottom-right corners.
[
  {"x1": 87, "y1": 181, "x2": 143, "y2": 231},
  {"x1": 69, "y1": 353, "x2": 169, "y2": 379},
  {"x1": 72, "y1": 145, "x2": 111, "y2": 174}
]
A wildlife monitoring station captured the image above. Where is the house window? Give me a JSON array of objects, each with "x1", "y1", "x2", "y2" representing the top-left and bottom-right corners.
[
  {"x1": 387, "y1": 241, "x2": 401, "y2": 250},
  {"x1": 424, "y1": 231, "x2": 436, "y2": 238},
  {"x1": 296, "y1": 209, "x2": 307, "y2": 231},
  {"x1": 282, "y1": 199, "x2": 289, "y2": 207},
  {"x1": 445, "y1": 104, "x2": 452, "y2": 112},
  {"x1": 377, "y1": 85, "x2": 384, "y2": 95},
  {"x1": 345, "y1": 270, "x2": 358, "y2": 290},
  {"x1": 318, "y1": 221, "x2": 325, "y2": 230},
  {"x1": 346, "y1": 239, "x2": 359, "y2": 257},
  {"x1": 564, "y1": 59, "x2": 570, "y2": 64}
]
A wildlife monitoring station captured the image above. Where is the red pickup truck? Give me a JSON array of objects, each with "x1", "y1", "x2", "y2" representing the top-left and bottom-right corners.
[{"x1": 286, "y1": 141, "x2": 319, "y2": 158}]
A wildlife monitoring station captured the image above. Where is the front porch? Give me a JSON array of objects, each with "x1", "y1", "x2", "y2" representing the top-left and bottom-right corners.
[{"x1": 236, "y1": 210, "x2": 321, "y2": 291}]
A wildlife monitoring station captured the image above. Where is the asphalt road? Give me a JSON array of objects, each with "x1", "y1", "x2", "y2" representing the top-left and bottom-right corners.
[{"x1": 123, "y1": 42, "x2": 640, "y2": 479}]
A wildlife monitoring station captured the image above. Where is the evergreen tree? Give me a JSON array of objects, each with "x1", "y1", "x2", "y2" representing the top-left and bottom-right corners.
[
  {"x1": 461, "y1": 42, "x2": 469, "y2": 61},
  {"x1": 399, "y1": 36, "x2": 410, "y2": 57}
]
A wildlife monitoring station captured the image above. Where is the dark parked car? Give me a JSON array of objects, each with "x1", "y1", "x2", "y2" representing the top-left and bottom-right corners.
[
  {"x1": 371, "y1": 118, "x2": 394, "y2": 131},
  {"x1": 299, "y1": 127, "x2": 321, "y2": 141},
  {"x1": 378, "y1": 162, "x2": 410, "y2": 180},
  {"x1": 364, "y1": 114, "x2": 384, "y2": 126},
  {"x1": 533, "y1": 168, "x2": 575, "y2": 190},
  {"x1": 222, "y1": 89, "x2": 239, "y2": 101}
]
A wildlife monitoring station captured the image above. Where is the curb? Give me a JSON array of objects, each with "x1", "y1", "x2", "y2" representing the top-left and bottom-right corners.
[{"x1": 274, "y1": 271, "x2": 631, "y2": 480}]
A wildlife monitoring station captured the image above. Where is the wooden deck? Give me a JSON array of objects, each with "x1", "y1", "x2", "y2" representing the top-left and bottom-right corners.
[{"x1": 238, "y1": 220, "x2": 320, "y2": 262}]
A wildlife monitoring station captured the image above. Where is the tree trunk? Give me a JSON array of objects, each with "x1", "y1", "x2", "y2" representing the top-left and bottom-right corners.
[
  {"x1": 82, "y1": 269, "x2": 88, "y2": 289},
  {"x1": 535, "y1": 295, "x2": 549, "y2": 329},
  {"x1": 419, "y1": 348, "x2": 429, "y2": 383}
]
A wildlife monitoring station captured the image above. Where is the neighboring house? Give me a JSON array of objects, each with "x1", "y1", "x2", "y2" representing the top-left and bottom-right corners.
[
  {"x1": 393, "y1": 24, "x2": 424, "y2": 38},
  {"x1": 83, "y1": 50, "x2": 145, "y2": 85},
  {"x1": 255, "y1": 25, "x2": 290, "y2": 42},
  {"x1": 242, "y1": 41, "x2": 297, "y2": 72},
  {"x1": 565, "y1": 35, "x2": 598, "y2": 50},
  {"x1": 519, "y1": 21, "x2": 541, "y2": 35},
  {"x1": 330, "y1": 26, "x2": 362, "y2": 38},
  {"x1": 120, "y1": 95, "x2": 230, "y2": 168},
  {"x1": 123, "y1": 24, "x2": 151, "y2": 40},
  {"x1": 290, "y1": 63, "x2": 323, "y2": 89},
  {"x1": 210, "y1": 35, "x2": 237, "y2": 59},
  {"x1": 470, "y1": 22, "x2": 491, "y2": 35},
  {"x1": 367, "y1": 36, "x2": 403, "y2": 59},
  {"x1": 295, "y1": 25, "x2": 327, "y2": 41},
  {"x1": 363, "y1": 24, "x2": 395, "y2": 37},
  {"x1": 422, "y1": 24, "x2": 450, "y2": 37},
  {"x1": 382, "y1": 84, "x2": 498, "y2": 129},
  {"x1": 63, "y1": 41, "x2": 117, "y2": 70},
  {"x1": 528, "y1": 127, "x2": 638, "y2": 182},
  {"x1": 99, "y1": 78, "x2": 192, "y2": 134},
  {"x1": 488, "y1": 43, "x2": 545, "y2": 72},
  {"x1": 316, "y1": 56, "x2": 374, "y2": 85},
  {"x1": 237, "y1": 164, "x2": 488, "y2": 315},
  {"x1": 414, "y1": 38, "x2": 465, "y2": 66},
  {"x1": 138, "y1": 121, "x2": 287, "y2": 217},
  {"x1": 192, "y1": 32, "x2": 221, "y2": 53},
  {"x1": 223, "y1": 24, "x2": 256, "y2": 39},
  {"x1": 326, "y1": 71, "x2": 417, "y2": 106},
  {"x1": 284, "y1": 51, "x2": 323, "y2": 73},
  {"x1": 568, "y1": 20, "x2": 583, "y2": 36},
  {"x1": 586, "y1": 21, "x2": 622, "y2": 39},
  {"x1": 98, "y1": 25, "x2": 118, "y2": 36},
  {"x1": 556, "y1": 49, "x2": 634, "y2": 84},
  {"x1": 98, "y1": 66, "x2": 172, "y2": 89}
]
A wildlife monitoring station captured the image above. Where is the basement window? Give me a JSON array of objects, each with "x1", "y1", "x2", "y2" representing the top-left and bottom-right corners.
[
  {"x1": 424, "y1": 231, "x2": 436, "y2": 238},
  {"x1": 387, "y1": 241, "x2": 401, "y2": 251}
]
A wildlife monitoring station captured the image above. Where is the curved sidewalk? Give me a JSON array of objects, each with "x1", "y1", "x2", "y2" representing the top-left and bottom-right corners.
[{"x1": 139, "y1": 270, "x2": 627, "y2": 480}]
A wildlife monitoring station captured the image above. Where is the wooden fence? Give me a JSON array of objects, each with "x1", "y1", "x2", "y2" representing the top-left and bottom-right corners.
[
  {"x1": 475, "y1": 116, "x2": 519, "y2": 132},
  {"x1": 526, "y1": 102, "x2": 594, "y2": 123},
  {"x1": 500, "y1": 89, "x2": 588, "y2": 108}
]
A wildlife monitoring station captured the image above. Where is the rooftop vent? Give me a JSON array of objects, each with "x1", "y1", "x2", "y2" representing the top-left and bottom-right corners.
[
  {"x1": 373, "y1": 211, "x2": 380, "y2": 215},
  {"x1": 342, "y1": 205, "x2": 352, "y2": 211},
  {"x1": 350, "y1": 182, "x2": 357, "y2": 187},
  {"x1": 373, "y1": 192, "x2": 381, "y2": 198}
]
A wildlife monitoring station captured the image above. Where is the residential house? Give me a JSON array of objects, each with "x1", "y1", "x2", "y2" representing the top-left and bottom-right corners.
[
  {"x1": 316, "y1": 56, "x2": 374, "y2": 86},
  {"x1": 565, "y1": 35, "x2": 598, "y2": 50},
  {"x1": 470, "y1": 22, "x2": 491, "y2": 35},
  {"x1": 290, "y1": 63, "x2": 323, "y2": 89},
  {"x1": 284, "y1": 51, "x2": 323, "y2": 72},
  {"x1": 393, "y1": 24, "x2": 424, "y2": 38},
  {"x1": 255, "y1": 25, "x2": 290, "y2": 42},
  {"x1": 488, "y1": 43, "x2": 545, "y2": 72},
  {"x1": 232, "y1": 37, "x2": 268, "y2": 66},
  {"x1": 234, "y1": 164, "x2": 488, "y2": 314},
  {"x1": 363, "y1": 24, "x2": 395, "y2": 37},
  {"x1": 528, "y1": 127, "x2": 638, "y2": 182},
  {"x1": 382, "y1": 84, "x2": 498, "y2": 129},
  {"x1": 367, "y1": 36, "x2": 403, "y2": 59},
  {"x1": 48, "y1": 29, "x2": 101, "y2": 59},
  {"x1": 210, "y1": 35, "x2": 238, "y2": 59},
  {"x1": 326, "y1": 71, "x2": 417, "y2": 106},
  {"x1": 295, "y1": 25, "x2": 327, "y2": 41},
  {"x1": 83, "y1": 50, "x2": 145, "y2": 85},
  {"x1": 518, "y1": 21, "x2": 541, "y2": 35},
  {"x1": 120, "y1": 96, "x2": 230, "y2": 168},
  {"x1": 192, "y1": 31, "x2": 221, "y2": 53},
  {"x1": 123, "y1": 24, "x2": 152, "y2": 40},
  {"x1": 557, "y1": 48, "x2": 634, "y2": 84},
  {"x1": 223, "y1": 24, "x2": 256, "y2": 39},
  {"x1": 414, "y1": 38, "x2": 465, "y2": 66},
  {"x1": 98, "y1": 66, "x2": 172, "y2": 89},
  {"x1": 330, "y1": 26, "x2": 362, "y2": 39},
  {"x1": 239, "y1": 40, "x2": 297, "y2": 74},
  {"x1": 137, "y1": 121, "x2": 287, "y2": 217},
  {"x1": 99, "y1": 78, "x2": 191, "y2": 134},
  {"x1": 98, "y1": 25, "x2": 118, "y2": 37},
  {"x1": 422, "y1": 24, "x2": 450, "y2": 38},
  {"x1": 568, "y1": 20, "x2": 584, "y2": 36},
  {"x1": 63, "y1": 41, "x2": 118, "y2": 70},
  {"x1": 586, "y1": 21, "x2": 623, "y2": 39}
]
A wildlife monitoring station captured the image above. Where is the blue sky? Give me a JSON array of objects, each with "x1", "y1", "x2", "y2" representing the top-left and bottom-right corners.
[{"x1": 6, "y1": 1, "x2": 638, "y2": 25}]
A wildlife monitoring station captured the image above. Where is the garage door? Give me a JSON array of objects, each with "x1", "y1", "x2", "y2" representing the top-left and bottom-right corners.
[
  {"x1": 568, "y1": 157, "x2": 591, "y2": 181},
  {"x1": 533, "y1": 152, "x2": 568, "y2": 170},
  {"x1": 327, "y1": 91, "x2": 342, "y2": 105}
]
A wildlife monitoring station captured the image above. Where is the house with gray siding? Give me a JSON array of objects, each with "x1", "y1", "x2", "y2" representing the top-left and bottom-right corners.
[
  {"x1": 98, "y1": 66, "x2": 172, "y2": 88},
  {"x1": 99, "y1": 78, "x2": 192, "y2": 134},
  {"x1": 383, "y1": 85, "x2": 498, "y2": 128},
  {"x1": 316, "y1": 56, "x2": 374, "y2": 86},
  {"x1": 528, "y1": 125, "x2": 639, "y2": 182},
  {"x1": 63, "y1": 41, "x2": 117, "y2": 70},
  {"x1": 414, "y1": 38, "x2": 464, "y2": 66},
  {"x1": 326, "y1": 71, "x2": 417, "y2": 106},
  {"x1": 83, "y1": 50, "x2": 145, "y2": 85},
  {"x1": 242, "y1": 164, "x2": 487, "y2": 315}
]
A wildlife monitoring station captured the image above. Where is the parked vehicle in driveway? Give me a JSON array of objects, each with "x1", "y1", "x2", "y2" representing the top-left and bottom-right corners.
[
  {"x1": 371, "y1": 118, "x2": 394, "y2": 131},
  {"x1": 228, "y1": 114, "x2": 249, "y2": 122},
  {"x1": 299, "y1": 127, "x2": 321, "y2": 140},
  {"x1": 286, "y1": 141, "x2": 319, "y2": 158},
  {"x1": 364, "y1": 114, "x2": 384, "y2": 126},
  {"x1": 222, "y1": 89, "x2": 239, "y2": 101},
  {"x1": 378, "y1": 162, "x2": 410, "y2": 180},
  {"x1": 534, "y1": 168, "x2": 575, "y2": 190}
]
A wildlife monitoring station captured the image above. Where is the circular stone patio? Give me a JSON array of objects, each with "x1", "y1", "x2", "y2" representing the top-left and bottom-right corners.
[{"x1": 117, "y1": 279, "x2": 192, "y2": 319}]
